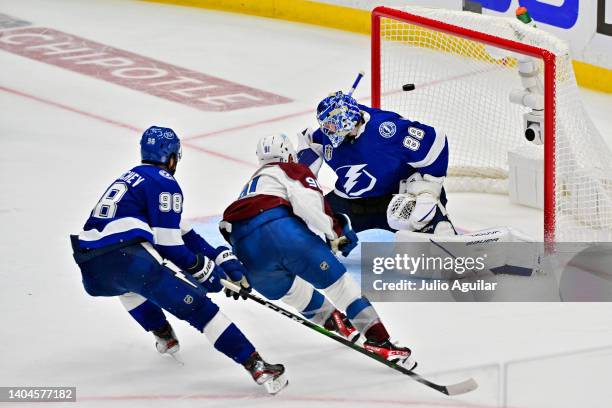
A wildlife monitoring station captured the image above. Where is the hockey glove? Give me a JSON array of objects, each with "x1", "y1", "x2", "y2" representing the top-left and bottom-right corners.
[
  {"x1": 332, "y1": 213, "x2": 359, "y2": 257},
  {"x1": 188, "y1": 253, "x2": 223, "y2": 293},
  {"x1": 214, "y1": 246, "x2": 251, "y2": 300},
  {"x1": 404, "y1": 174, "x2": 445, "y2": 232}
]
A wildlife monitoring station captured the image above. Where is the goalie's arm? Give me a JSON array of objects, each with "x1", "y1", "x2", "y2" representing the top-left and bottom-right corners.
[
  {"x1": 390, "y1": 125, "x2": 451, "y2": 232},
  {"x1": 296, "y1": 128, "x2": 324, "y2": 175},
  {"x1": 404, "y1": 125, "x2": 449, "y2": 178}
]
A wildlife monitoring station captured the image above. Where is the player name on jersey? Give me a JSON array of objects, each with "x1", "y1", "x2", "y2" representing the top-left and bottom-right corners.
[{"x1": 118, "y1": 170, "x2": 145, "y2": 187}]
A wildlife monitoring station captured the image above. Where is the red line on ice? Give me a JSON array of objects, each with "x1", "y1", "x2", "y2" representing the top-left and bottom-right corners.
[
  {"x1": 0, "y1": 85, "x2": 141, "y2": 132},
  {"x1": 77, "y1": 393, "x2": 506, "y2": 408},
  {"x1": 183, "y1": 108, "x2": 316, "y2": 141},
  {"x1": 0, "y1": 85, "x2": 256, "y2": 168}
]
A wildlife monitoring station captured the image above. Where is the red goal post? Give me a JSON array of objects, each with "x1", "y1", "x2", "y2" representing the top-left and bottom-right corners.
[{"x1": 371, "y1": 6, "x2": 557, "y2": 241}]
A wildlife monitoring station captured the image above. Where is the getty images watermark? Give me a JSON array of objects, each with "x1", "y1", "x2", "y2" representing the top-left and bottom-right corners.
[
  {"x1": 360, "y1": 242, "x2": 612, "y2": 302},
  {"x1": 370, "y1": 252, "x2": 496, "y2": 293}
]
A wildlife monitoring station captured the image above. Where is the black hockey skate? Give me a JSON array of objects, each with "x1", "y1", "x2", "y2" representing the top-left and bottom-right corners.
[
  {"x1": 152, "y1": 322, "x2": 180, "y2": 355},
  {"x1": 324, "y1": 310, "x2": 361, "y2": 343},
  {"x1": 363, "y1": 338, "x2": 417, "y2": 371},
  {"x1": 243, "y1": 352, "x2": 288, "y2": 395}
]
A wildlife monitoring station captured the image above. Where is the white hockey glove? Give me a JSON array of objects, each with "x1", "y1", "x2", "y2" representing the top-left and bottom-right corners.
[{"x1": 387, "y1": 173, "x2": 445, "y2": 232}]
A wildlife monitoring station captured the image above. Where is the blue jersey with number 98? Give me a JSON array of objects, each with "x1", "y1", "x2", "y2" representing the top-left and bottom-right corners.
[{"x1": 78, "y1": 164, "x2": 196, "y2": 270}]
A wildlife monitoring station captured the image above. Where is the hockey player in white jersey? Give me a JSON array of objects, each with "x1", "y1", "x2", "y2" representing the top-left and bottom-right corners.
[{"x1": 220, "y1": 134, "x2": 417, "y2": 369}]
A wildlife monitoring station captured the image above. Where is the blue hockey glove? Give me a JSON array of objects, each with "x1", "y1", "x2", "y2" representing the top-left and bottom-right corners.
[
  {"x1": 188, "y1": 253, "x2": 223, "y2": 293},
  {"x1": 334, "y1": 213, "x2": 359, "y2": 257},
  {"x1": 214, "y1": 246, "x2": 251, "y2": 300}
]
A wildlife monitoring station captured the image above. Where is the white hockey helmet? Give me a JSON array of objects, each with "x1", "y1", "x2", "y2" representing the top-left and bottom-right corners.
[{"x1": 256, "y1": 134, "x2": 296, "y2": 165}]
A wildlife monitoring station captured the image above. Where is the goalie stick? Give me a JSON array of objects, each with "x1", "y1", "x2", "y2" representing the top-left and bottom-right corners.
[{"x1": 221, "y1": 279, "x2": 478, "y2": 396}]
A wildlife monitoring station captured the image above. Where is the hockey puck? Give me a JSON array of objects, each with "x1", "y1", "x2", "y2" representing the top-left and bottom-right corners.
[{"x1": 402, "y1": 83, "x2": 416, "y2": 91}]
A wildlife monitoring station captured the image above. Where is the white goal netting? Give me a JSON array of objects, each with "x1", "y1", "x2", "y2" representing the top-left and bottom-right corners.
[{"x1": 376, "y1": 7, "x2": 612, "y2": 241}]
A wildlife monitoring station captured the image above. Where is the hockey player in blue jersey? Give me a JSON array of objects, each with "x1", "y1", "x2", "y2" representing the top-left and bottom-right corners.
[
  {"x1": 220, "y1": 134, "x2": 416, "y2": 370},
  {"x1": 70, "y1": 126, "x2": 287, "y2": 394},
  {"x1": 297, "y1": 78, "x2": 456, "y2": 235}
]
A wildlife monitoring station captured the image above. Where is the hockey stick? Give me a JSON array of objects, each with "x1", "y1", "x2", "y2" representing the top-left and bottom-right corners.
[
  {"x1": 221, "y1": 279, "x2": 478, "y2": 396},
  {"x1": 348, "y1": 71, "x2": 365, "y2": 97}
]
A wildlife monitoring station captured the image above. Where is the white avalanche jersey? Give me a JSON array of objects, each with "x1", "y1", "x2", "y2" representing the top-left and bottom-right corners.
[{"x1": 223, "y1": 162, "x2": 342, "y2": 241}]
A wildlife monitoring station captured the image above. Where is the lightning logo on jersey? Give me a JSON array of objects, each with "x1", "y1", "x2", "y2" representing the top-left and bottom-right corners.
[{"x1": 337, "y1": 164, "x2": 377, "y2": 197}]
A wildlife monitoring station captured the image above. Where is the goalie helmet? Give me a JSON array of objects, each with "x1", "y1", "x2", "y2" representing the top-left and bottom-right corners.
[
  {"x1": 316, "y1": 91, "x2": 361, "y2": 148},
  {"x1": 256, "y1": 134, "x2": 296, "y2": 165},
  {"x1": 140, "y1": 126, "x2": 182, "y2": 164}
]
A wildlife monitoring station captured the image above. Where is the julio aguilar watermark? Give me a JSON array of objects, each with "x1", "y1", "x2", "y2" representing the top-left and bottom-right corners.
[{"x1": 370, "y1": 252, "x2": 497, "y2": 293}]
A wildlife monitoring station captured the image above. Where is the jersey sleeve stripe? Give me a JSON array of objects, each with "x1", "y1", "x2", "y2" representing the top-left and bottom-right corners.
[
  {"x1": 297, "y1": 148, "x2": 320, "y2": 166},
  {"x1": 408, "y1": 130, "x2": 447, "y2": 168},
  {"x1": 152, "y1": 227, "x2": 184, "y2": 246},
  {"x1": 79, "y1": 217, "x2": 152, "y2": 242},
  {"x1": 179, "y1": 220, "x2": 192, "y2": 235}
]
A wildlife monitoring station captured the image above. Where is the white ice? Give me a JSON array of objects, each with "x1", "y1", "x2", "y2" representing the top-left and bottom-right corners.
[{"x1": 2, "y1": 1, "x2": 612, "y2": 407}]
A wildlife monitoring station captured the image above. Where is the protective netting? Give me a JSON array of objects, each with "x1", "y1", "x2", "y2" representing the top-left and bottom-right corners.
[{"x1": 376, "y1": 7, "x2": 612, "y2": 241}]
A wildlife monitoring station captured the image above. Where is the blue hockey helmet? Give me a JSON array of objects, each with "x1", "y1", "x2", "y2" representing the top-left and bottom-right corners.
[
  {"x1": 140, "y1": 126, "x2": 182, "y2": 164},
  {"x1": 316, "y1": 91, "x2": 361, "y2": 148}
]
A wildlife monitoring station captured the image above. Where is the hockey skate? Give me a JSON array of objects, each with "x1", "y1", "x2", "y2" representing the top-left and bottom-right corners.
[
  {"x1": 243, "y1": 352, "x2": 288, "y2": 395},
  {"x1": 152, "y1": 322, "x2": 180, "y2": 355},
  {"x1": 324, "y1": 310, "x2": 361, "y2": 343},
  {"x1": 363, "y1": 339, "x2": 417, "y2": 371}
]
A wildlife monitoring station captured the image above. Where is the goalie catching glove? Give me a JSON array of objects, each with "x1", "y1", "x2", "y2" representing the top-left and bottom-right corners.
[
  {"x1": 387, "y1": 173, "x2": 449, "y2": 233},
  {"x1": 214, "y1": 246, "x2": 251, "y2": 300}
]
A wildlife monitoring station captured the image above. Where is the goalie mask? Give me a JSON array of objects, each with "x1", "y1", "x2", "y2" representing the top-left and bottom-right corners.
[
  {"x1": 256, "y1": 134, "x2": 297, "y2": 165},
  {"x1": 317, "y1": 91, "x2": 361, "y2": 148}
]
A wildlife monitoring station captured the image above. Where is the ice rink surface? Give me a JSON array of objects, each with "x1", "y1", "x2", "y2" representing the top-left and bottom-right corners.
[{"x1": 1, "y1": 1, "x2": 612, "y2": 407}]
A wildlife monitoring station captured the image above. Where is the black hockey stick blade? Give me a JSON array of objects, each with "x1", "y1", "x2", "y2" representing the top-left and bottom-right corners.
[{"x1": 221, "y1": 279, "x2": 478, "y2": 396}]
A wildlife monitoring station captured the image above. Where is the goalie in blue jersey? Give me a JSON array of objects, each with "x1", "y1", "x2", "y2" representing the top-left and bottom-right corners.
[
  {"x1": 297, "y1": 75, "x2": 456, "y2": 235},
  {"x1": 70, "y1": 126, "x2": 287, "y2": 394}
]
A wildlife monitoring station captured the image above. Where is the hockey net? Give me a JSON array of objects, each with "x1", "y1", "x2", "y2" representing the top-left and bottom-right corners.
[{"x1": 372, "y1": 6, "x2": 612, "y2": 242}]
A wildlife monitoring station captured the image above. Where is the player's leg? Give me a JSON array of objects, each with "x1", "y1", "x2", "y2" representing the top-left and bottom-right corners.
[
  {"x1": 232, "y1": 216, "x2": 375, "y2": 332},
  {"x1": 253, "y1": 218, "x2": 414, "y2": 368},
  {"x1": 282, "y1": 219, "x2": 416, "y2": 367},
  {"x1": 279, "y1": 277, "x2": 361, "y2": 342},
  {"x1": 119, "y1": 293, "x2": 179, "y2": 354},
  {"x1": 325, "y1": 191, "x2": 395, "y2": 232},
  {"x1": 73, "y1": 237, "x2": 180, "y2": 355},
  {"x1": 231, "y1": 221, "x2": 359, "y2": 341},
  {"x1": 127, "y1": 246, "x2": 287, "y2": 392},
  {"x1": 74, "y1": 242, "x2": 287, "y2": 393}
]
